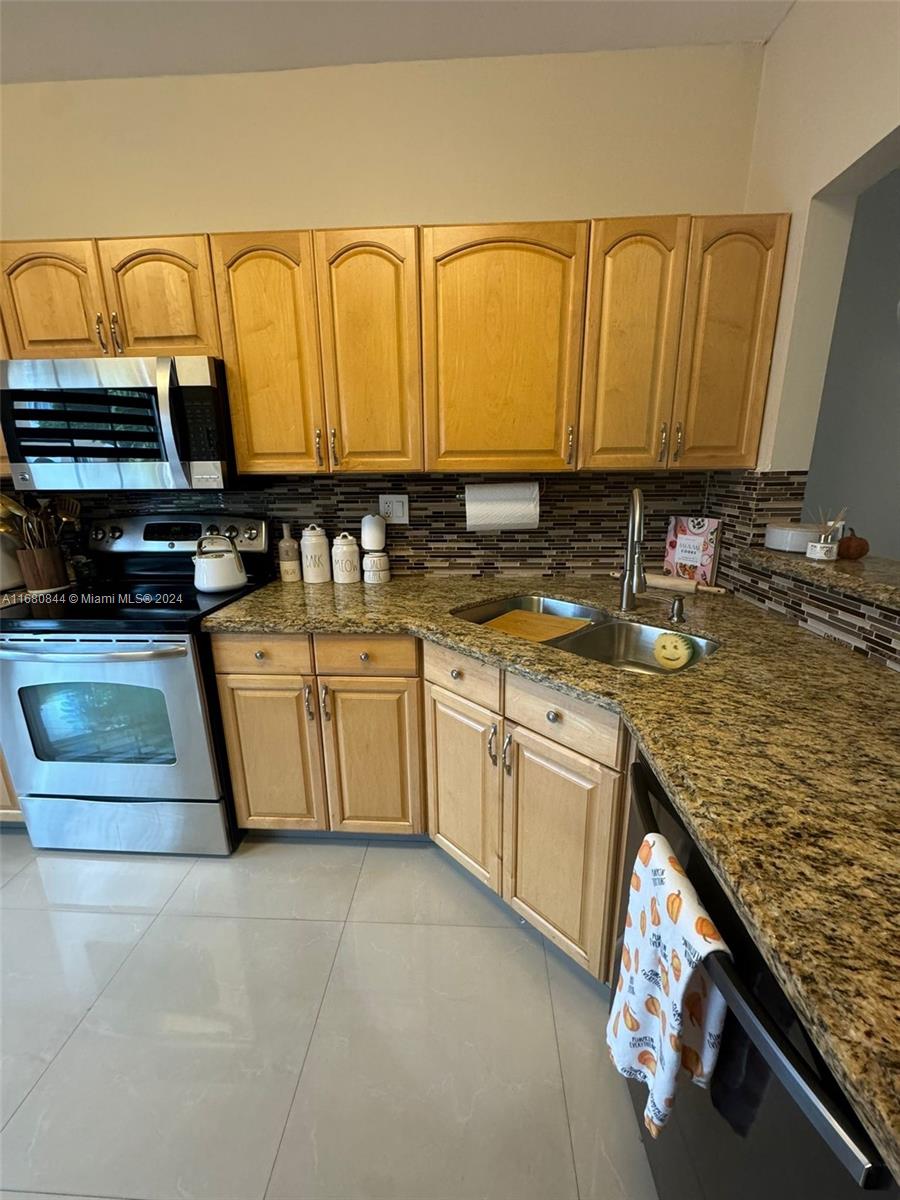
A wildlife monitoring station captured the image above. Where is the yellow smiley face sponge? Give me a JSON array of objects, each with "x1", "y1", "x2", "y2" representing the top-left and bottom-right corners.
[{"x1": 653, "y1": 632, "x2": 694, "y2": 670}]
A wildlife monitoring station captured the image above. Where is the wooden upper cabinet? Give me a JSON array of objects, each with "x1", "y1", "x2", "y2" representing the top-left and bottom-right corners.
[
  {"x1": 0, "y1": 240, "x2": 109, "y2": 358},
  {"x1": 421, "y1": 221, "x2": 589, "y2": 471},
  {"x1": 314, "y1": 227, "x2": 423, "y2": 472},
  {"x1": 579, "y1": 216, "x2": 690, "y2": 470},
  {"x1": 96, "y1": 235, "x2": 221, "y2": 356},
  {"x1": 211, "y1": 231, "x2": 327, "y2": 474},
  {"x1": 671, "y1": 213, "x2": 789, "y2": 469}
]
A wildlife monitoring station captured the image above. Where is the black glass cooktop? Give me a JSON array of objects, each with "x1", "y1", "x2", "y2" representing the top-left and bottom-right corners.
[{"x1": 0, "y1": 578, "x2": 264, "y2": 633}]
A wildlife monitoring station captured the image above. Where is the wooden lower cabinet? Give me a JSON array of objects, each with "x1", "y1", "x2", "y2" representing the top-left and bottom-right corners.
[
  {"x1": 217, "y1": 673, "x2": 328, "y2": 830},
  {"x1": 319, "y1": 675, "x2": 423, "y2": 835},
  {"x1": 425, "y1": 684, "x2": 502, "y2": 892},
  {"x1": 502, "y1": 724, "x2": 619, "y2": 975}
]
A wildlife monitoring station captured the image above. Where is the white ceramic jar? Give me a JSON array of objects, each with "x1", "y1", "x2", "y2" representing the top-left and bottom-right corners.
[
  {"x1": 361, "y1": 513, "x2": 387, "y2": 551},
  {"x1": 331, "y1": 532, "x2": 361, "y2": 583},
  {"x1": 362, "y1": 551, "x2": 391, "y2": 584},
  {"x1": 300, "y1": 524, "x2": 331, "y2": 583}
]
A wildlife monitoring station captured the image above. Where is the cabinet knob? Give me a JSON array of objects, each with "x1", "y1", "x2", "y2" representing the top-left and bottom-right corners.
[
  {"x1": 450, "y1": 668, "x2": 462, "y2": 680},
  {"x1": 254, "y1": 650, "x2": 265, "y2": 660},
  {"x1": 546, "y1": 710, "x2": 560, "y2": 724},
  {"x1": 360, "y1": 651, "x2": 370, "y2": 662}
]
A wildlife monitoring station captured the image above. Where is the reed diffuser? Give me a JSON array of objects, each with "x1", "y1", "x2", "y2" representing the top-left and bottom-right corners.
[{"x1": 806, "y1": 507, "x2": 846, "y2": 562}]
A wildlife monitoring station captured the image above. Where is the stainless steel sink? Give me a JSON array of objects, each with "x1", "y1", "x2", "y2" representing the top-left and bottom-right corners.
[
  {"x1": 551, "y1": 620, "x2": 718, "y2": 675},
  {"x1": 453, "y1": 593, "x2": 718, "y2": 674},
  {"x1": 452, "y1": 593, "x2": 606, "y2": 626}
]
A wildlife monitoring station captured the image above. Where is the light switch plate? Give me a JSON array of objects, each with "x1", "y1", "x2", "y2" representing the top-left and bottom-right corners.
[{"x1": 379, "y1": 494, "x2": 409, "y2": 524}]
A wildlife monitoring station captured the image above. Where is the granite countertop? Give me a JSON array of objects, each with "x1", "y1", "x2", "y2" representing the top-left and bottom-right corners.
[
  {"x1": 739, "y1": 545, "x2": 900, "y2": 610},
  {"x1": 204, "y1": 575, "x2": 900, "y2": 1177}
]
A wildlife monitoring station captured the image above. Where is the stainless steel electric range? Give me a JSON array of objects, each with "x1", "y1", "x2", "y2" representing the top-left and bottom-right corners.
[{"x1": 0, "y1": 513, "x2": 271, "y2": 855}]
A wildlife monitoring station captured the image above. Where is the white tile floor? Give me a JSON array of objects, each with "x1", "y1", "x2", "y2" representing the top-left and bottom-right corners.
[{"x1": 0, "y1": 830, "x2": 657, "y2": 1200}]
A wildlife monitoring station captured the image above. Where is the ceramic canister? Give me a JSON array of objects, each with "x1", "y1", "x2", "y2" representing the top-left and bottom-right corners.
[
  {"x1": 362, "y1": 551, "x2": 391, "y2": 584},
  {"x1": 331, "y1": 531, "x2": 361, "y2": 583},
  {"x1": 300, "y1": 524, "x2": 331, "y2": 583}
]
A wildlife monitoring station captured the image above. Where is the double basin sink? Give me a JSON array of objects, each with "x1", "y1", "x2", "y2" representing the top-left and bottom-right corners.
[{"x1": 453, "y1": 594, "x2": 719, "y2": 675}]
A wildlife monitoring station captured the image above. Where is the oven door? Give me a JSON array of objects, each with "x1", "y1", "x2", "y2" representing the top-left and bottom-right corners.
[{"x1": 0, "y1": 634, "x2": 219, "y2": 801}]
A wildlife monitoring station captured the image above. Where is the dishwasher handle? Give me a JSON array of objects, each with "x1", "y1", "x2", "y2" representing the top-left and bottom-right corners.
[
  {"x1": 629, "y1": 761, "x2": 885, "y2": 1189},
  {"x1": 0, "y1": 642, "x2": 188, "y2": 663}
]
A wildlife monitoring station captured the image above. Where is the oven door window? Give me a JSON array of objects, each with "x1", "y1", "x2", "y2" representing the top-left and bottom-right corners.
[{"x1": 18, "y1": 683, "x2": 177, "y2": 764}]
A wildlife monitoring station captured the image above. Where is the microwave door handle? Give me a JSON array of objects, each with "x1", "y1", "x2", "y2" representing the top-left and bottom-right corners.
[
  {"x1": 705, "y1": 952, "x2": 881, "y2": 1187},
  {"x1": 155, "y1": 357, "x2": 190, "y2": 489},
  {"x1": 0, "y1": 643, "x2": 188, "y2": 663}
]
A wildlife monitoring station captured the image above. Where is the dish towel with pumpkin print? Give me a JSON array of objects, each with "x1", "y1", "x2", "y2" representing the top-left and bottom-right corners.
[{"x1": 606, "y1": 833, "x2": 731, "y2": 1137}]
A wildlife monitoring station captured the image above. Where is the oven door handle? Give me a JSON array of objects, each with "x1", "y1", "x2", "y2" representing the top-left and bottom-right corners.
[
  {"x1": 156, "y1": 356, "x2": 190, "y2": 489},
  {"x1": 0, "y1": 642, "x2": 188, "y2": 663}
]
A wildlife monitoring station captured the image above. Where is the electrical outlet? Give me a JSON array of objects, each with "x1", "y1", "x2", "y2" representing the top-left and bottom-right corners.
[{"x1": 379, "y1": 494, "x2": 409, "y2": 524}]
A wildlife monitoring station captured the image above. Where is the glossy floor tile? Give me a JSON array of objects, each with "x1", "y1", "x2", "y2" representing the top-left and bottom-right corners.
[
  {"x1": 0, "y1": 914, "x2": 342, "y2": 1200},
  {"x1": 348, "y1": 841, "x2": 520, "y2": 927},
  {"x1": 267, "y1": 921, "x2": 577, "y2": 1200},
  {"x1": 0, "y1": 850, "x2": 195, "y2": 913},
  {"x1": 164, "y1": 838, "x2": 367, "y2": 920},
  {"x1": 0, "y1": 831, "x2": 35, "y2": 885},
  {"x1": 1, "y1": 908, "x2": 150, "y2": 1124},
  {"x1": 546, "y1": 947, "x2": 658, "y2": 1200}
]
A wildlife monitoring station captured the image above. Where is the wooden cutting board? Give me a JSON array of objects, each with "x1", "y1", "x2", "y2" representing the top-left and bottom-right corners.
[{"x1": 484, "y1": 610, "x2": 592, "y2": 642}]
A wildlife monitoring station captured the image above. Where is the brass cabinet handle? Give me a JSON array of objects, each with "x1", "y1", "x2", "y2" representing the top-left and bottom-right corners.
[
  {"x1": 95, "y1": 313, "x2": 109, "y2": 354},
  {"x1": 450, "y1": 668, "x2": 462, "y2": 680},
  {"x1": 502, "y1": 732, "x2": 513, "y2": 776},
  {"x1": 314, "y1": 428, "x2": 324, "y2": 467},
  {"x1": 566, "y1": 425, "x2": 575, "y2": 465},
  {"x1": 658, "y1": 422, "x2": 668, "y2": 463},
  {"x1": 254, "y1": 650, "x2": 265, "y2": 660},
  {"x1": 110, "y1": 311, "x2": 125, "y2": 355},
  {"x1": 673, "y1": 422, "x2": 684, "y2": 461},
  {"x1": 487, "y1": 722, "x2": 498, "y2": 766},
  {"x1": 359, "y1": 651, "x2": 369, "y2": 662},
  {"x1": 546, "y1": 710, "x2": 560, "y2": 724},
  {"x1": 320, "y1": 683, "x2": 331, "y2": 720},
  {"x1": 303, "y1": 683, "x2": 315, "y2": 721},
  {"x1": 330, "y1": 428, "x2": 340, "y2": 466}
]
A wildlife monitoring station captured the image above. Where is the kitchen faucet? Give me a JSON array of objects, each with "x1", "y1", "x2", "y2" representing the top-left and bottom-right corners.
[{"x1": 620, "y1": 487, "x2": 646, "y2": 611}]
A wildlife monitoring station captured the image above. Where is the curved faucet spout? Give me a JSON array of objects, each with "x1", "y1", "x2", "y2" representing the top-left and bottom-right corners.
[{"x1": 620, "y1": 487, "x2": 646, "y2": 611}]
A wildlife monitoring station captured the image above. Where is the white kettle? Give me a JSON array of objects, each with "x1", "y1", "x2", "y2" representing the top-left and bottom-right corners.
[{"x1": 193, "y1": 535, "x2": 248, "y2": 593}]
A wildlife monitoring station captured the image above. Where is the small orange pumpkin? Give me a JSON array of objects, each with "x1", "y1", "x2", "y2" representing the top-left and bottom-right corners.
[
  {"x1": 644, "y1": 1114, "x2": 663, "y2": 1138},
  {"x1": 625, "y1": 910, "x2": 633, "y2": 928},
  {"x1": 695, "y1": 915, "x2": 721, "y2": 944},
  {"x1": 669, "y1": 1032, "x2": 682, "y2": 1053},
  {"x1": 660, "y1": 1010, "x2": 667, "y2": 1036},
  {"x1": 838, "y1": 528, "x2": 869, "y2": 560},
  {"x1": 638, "y1": 838, "x2": 654, "y2": 866},
  {"x1": 668, "y1": 856, "x2": 685, "y2": 876},
  {"x1": 666, "y1": 890, "x2": 683, "y2": 924},
  {"x1": 612, "y1": 1010, "x2": 621, "y2": 1038},
  {"x1": 631, "y1": 872, "x2": 641, "y2": 892},
  {"x1": 622, "y1": 943, "x2": 631, "y2": 972},
  {"x1": 637, "y1": 1050, "x2": 657, "y2": 1075},
  {"x1": 623, "y1": 1003, "x2": 640, "y2": 1032},
  {"x1": 650, "y1": 897, "x2": 661, "y2": 927},
  {"x1": 660, "y1": 962, "x2": 670, "y2": 996},
  {"x1": 640, "y1": 909, "x2": 647, "y2": 936},
  {"x1": 671, "y1": 948, "x2": 682, "y2": 982},
  {"x1": 645, "y1": 995, "x2": 661, "y2": 1018},
  {"x1": 634, "y1": 947, "x2": 640, "y2": 974},
  {"x1": 681, "y1": 1045, "x2": 702, "y2": 1078}
]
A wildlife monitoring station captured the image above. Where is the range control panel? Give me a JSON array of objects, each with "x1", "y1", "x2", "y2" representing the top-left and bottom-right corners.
[{"x1": 89, "y1": 515, "x2": 269, "y2": 554}]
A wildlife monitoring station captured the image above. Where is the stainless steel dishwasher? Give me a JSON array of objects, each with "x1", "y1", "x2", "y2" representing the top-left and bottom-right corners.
[{"x1": 613, "y1": 759, "x2": 898, "y2": 1199}]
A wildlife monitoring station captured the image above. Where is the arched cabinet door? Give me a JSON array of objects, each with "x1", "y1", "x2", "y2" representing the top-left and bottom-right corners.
[
  {"x1": 421, "y1": 221, "x2": 588, "y2": 471},
  {"x1": 211, "y1": 231, "x2": 327, "y2": 474},
  {"x1": 314, "y1": 227, "x2": 422, "y2": 472},
  {"x1": 578, "y1": 216, "x2": 690, "y2": 470},
  {"x1": 671, "y1": 213, "x2": 790, "y2": 469},
  {"x1": 0, "y1": 240, "x2": 109, "y2": 358},
  {"x1": 96, "y1": 235, "x2": 221, "y2": 356}
]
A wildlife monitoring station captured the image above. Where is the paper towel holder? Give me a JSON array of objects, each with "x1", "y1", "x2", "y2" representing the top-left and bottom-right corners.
[{"x1": 455, "y1": 480, "x2": 547, "y2": 501}]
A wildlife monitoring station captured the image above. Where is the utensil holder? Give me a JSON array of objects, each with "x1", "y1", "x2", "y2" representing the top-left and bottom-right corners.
[{"x1": 17, "y1": 547, "x2": 68, "y2": 593}]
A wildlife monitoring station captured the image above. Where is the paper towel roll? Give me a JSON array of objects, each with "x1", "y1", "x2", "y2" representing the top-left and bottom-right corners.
[{"x1": 465, "y1": 482, "x2": 540, "y2": 531}]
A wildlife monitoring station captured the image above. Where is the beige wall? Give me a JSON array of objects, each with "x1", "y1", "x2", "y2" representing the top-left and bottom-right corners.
[
  {"x1": 0, "y1": 46, "x2": 762, "y2": 238},
  {"x1": 746, "y1": 1, "x2": 900, "y2": 470}
]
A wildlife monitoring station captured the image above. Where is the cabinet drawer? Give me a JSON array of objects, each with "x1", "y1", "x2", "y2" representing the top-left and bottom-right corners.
[
  {"x1": 504, "y1": 673, "x2": 623, "y2": 768},
  {"x1": 423, "y1": 642, "x2": 501, "y2": 711},
  {"x1": 314, "y1": 634, "x2": 418, "y2": 676},
  {"x1": 211, "y1": 634, "x2": 313, "y2": 675}
]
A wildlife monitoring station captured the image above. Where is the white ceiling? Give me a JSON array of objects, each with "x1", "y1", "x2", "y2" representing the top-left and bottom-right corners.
[{"x1": 0, "y1": 0, "x2": 794, "y2": 85}]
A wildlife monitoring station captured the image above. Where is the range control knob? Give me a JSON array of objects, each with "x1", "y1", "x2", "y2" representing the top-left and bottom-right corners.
[
  {"x1": 206, "y1": 524, "x2": 220, "y2": 536},
  {"x1": 223, "y1": 525, "x2": 239, "y2": 540},
  {"x1": 90, "y1": 527, "x2": 107, "y2": 542},
  {"x1": 243, "y1": 525, "x2": 259, "y2": 541},
  {"x1": 108, "y1": 526, "x2": 123, "y2": 541}
]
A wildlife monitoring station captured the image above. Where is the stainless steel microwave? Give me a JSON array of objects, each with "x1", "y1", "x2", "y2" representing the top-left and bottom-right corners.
[{"x1": 0, "y1": 356, "x2": 234, "y2": 491}]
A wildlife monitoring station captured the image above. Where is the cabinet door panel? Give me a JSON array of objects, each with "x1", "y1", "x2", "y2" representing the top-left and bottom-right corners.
[
  {"x1": 0, "y1": 240, "x2": 108, "y2": 358},
  {"x1": 315, "y1": 227, "x2": 422, "y2": 472},
  {"x1": 320, "y1": 676, "x2": 422, "y2": 835},
  {"x1": 425, "y1": 684, "x2": 501, "y2": 891},
  {"x1": 579, "y1": 216, "x2": 689, "y2": 469},
  {"x1": 422, "y1": 222, "x2": 588, "y2": 471},
  {"x1": 671, "y1": 214, "x2": 789, "y2": 469},
  {"x1": 211, "y1": 231, "x2": 327, "y2": 474},
  {"x1": 97, "y1": 235, "x2": 220, "y2": 356},
  {"x1": 503, "y1": 725, "x2": 618, "y2": 974},
  {"x1": 216, "y1": 673, "x2": 327, "y2": 830}
]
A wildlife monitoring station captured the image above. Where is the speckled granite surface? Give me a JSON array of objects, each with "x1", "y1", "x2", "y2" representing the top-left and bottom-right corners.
[
  {"x1": 740, "y1": 546, "x2": 900, "y2": 610},
  {"x1": 204, "y1": 576, "x2": 900, "y2": 1177}
]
